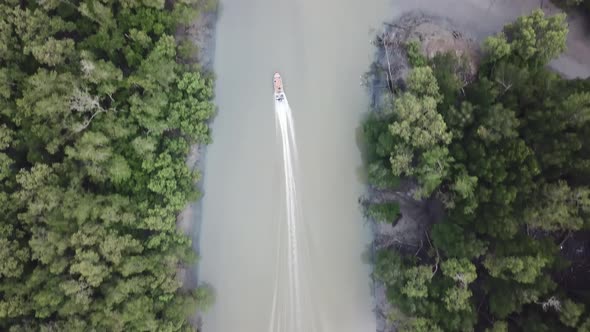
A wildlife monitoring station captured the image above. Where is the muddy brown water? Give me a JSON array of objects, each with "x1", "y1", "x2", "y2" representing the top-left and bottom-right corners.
[
  {"x1": 198, "y1": 0, "x2": 392, "y2": 330},
  {"x1": 197, "y1": 1, "x2": 590, "y2": 331}
]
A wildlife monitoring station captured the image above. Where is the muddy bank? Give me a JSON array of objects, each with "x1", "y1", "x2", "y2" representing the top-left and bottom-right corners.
[
  {"x1": 176, "y1": 6, "x2": 219, "y2": 73},
  {"x1": 364, "y1": 7, "x2": 590, "y2": 331},
  {"x1": 363, "y1": 13, "x2": 478, "y2": 331},
  {"x1": 365, "y1": 12, "x2": 480, "y2": 111},
  {"x1": 364, "y1": 12, "x2": 482, "y2": 332},
  {"x1": 175, "y1": 3, "x2": 219, "y2": 329}
]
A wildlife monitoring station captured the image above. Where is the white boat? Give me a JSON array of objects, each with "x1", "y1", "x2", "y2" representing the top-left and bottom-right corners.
[{"x1": 273, "y1": 72, "x2": 285, "y2": 102}]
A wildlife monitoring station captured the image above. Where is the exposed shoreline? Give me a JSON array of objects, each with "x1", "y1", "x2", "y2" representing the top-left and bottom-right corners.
[
  {"x1": 175, "y1": 3, "x2": 220, "y2": 329},
  {"x1": 365, "y1": 13, "x2": 473, "y2": 332},
  {"x1": 173, "y1": 2, "x2": 590, "y2": 331}
]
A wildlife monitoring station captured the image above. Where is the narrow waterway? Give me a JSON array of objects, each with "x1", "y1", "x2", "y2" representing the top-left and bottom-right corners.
[
  {"x1": 197, "y1": 0, "x2": 590, "y2": 331},
  {"x1": 198, "y1": 0, "x2": 392, "y2": 331}
]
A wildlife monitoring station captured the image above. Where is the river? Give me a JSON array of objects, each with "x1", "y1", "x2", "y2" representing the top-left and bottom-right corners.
[
  {"x1": 198, "y1": 0, "x2": 392, "y2": 331},
  {"x1": 197, "y1": 0, "x2": 590, "y2": 331}
]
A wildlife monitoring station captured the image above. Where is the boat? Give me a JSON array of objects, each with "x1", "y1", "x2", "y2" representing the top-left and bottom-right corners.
[{"x1": 273, "y1": 72, "x2": 285, "y2": 102}]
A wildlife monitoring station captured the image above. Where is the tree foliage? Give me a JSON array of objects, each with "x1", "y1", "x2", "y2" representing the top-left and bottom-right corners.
[
  {"x1": 366, "y1": 10, "x2": 590, "y2": 331},
  {"x1": 560, "y1": 299, "x2": 585, "y2": 328},
  {"x1": 0, "y1": 0, "x2": 214, "y2": 330},
  {"x1": 365, "y1": 202, "x2": 401, "y2": 224},
  {"x1": 488, "y1": 9, "x2": 567, "y2": 66},
  {"x1": 366, "y1": 66, "x2": 452, "y2": 198}
]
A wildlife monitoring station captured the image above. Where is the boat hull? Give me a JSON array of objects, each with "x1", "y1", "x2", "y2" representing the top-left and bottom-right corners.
[{"x1": 273, "y1": 72, "x2": 285, "y2": 102}]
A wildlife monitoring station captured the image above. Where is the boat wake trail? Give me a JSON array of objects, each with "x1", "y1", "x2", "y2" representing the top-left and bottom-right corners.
[{"x1": 269, "y1": 95, "x2": 322, "y2": 332}]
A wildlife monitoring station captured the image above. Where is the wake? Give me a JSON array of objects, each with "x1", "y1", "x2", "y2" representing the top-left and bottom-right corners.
[{"x1": 269, "y1": 95, "x2": 322, "y2": 332}]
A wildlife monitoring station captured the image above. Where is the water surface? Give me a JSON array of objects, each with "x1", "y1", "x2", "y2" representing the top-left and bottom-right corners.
[
  {"x1": 198, "y1": 0, "x2": 392, "y2": 331},
  {"x1": 198, "y1": 1, "x2": 590, "y2": 331}
]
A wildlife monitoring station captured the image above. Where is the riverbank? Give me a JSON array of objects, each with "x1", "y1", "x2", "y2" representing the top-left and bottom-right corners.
[
  {"x1": 365, "y1": 6, "x2": 590, "y2": 331},
  {"x1": 364, "y1": 13, "x2": 471, "y2": 332},
  {"x1": 175, "y1": 3, "x2": 220, "y2": 329}
]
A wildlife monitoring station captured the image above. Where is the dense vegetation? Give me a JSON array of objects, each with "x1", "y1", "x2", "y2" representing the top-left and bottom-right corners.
[
  {"x1": 555, "y1": 0, "x2": 590, "y2": 12},
  {"x1": 366, "y1": 9, "x2": 590, "y2": 331},
  {"x1": 0, "y1": 0, "x2": 215, "y2": 330},
  {"x1": 365, "y1": 202, "x2": 401, "y2": 224}
]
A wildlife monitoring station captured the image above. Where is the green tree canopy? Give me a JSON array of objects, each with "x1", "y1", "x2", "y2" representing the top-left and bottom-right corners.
[
  {"x1": 0, "y1": 0, "x2": 214, "y2": 330},
  {"x1": 366, "y1": 9, "x2": 590, "y2": 332}
]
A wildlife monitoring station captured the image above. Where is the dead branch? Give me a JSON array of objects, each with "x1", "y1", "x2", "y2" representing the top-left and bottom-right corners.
[
  {"x1": 376, "y1": 236, "x2": 417, "y2": 249},
  {"x1": 384, "y1": 22, "x2": 408, "y2": 30},
  {"x1": 424, "y1": 230, "x2": 440, "y2": 278},
  {"x1": 74, "y1": 108, "x2": 107, "y2": 133},
  {"x1": 415, "y1": 239, "x2": 424, "y2": 256},
  {"x1": 558, "y1": 231, "x2": 572, "y2": 249},
  {"x1": 381, "y1": 32, "x2": 395, "y2": 94},
  {"x1": 495, "y1": 77, "x2": 512, "y2": 93}
]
